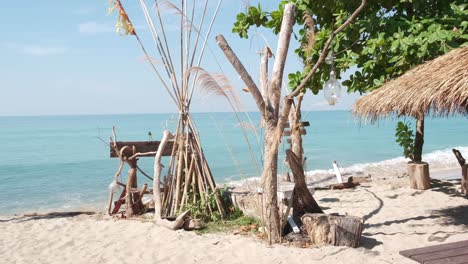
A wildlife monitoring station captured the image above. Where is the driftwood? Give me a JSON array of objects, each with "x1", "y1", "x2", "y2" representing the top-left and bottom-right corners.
[
  {"x1": 328, "y1": 182, "x2": 355, "y2": 190},
  {"x1": 301, "y1": 213, "x2": 364, "y2": 247},
  {"x1": 285, "y1": 149, "x2": 323, "y2": 227},
  {"x1": 125, "y1": 159, "x2": 144, "y2": 217},
  {"x1": 319, "y1": 176, "x2": 371, "y2": 190},
  {"x1": 452, "y1": 149, "x2": 466, "y2": 167},
  {"x1": 151, "y1": 130, "x2": 191, "y2": 230}
]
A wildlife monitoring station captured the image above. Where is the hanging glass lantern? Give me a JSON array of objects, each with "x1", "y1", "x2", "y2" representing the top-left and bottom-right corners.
[{"x1": 323, "y1": 69, "x2": 342, "y2": 106}]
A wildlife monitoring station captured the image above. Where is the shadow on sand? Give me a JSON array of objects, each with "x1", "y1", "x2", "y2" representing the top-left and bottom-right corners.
[{"x1": 0, "y1": 211, "x2": 95, "y2": 223}]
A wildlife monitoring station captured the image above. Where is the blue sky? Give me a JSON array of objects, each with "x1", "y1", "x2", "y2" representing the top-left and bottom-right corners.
[{"x1": 0, "y1": 0, "x2": 360, "y2": 116}]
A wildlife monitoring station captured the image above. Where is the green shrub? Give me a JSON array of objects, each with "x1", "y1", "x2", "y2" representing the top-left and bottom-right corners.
[{"x1": 395, "y1": 121, "x2": 415, "y2": 162}]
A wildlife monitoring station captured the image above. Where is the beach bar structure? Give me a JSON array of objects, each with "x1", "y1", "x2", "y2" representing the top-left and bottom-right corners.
[{"x1": 353, "y1": 47, "x2": 468, "y2": 191}]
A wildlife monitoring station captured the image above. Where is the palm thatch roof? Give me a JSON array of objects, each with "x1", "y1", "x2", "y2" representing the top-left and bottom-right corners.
[{"x1": 353, "y1": 47, "x2": 468, "y2": 122}]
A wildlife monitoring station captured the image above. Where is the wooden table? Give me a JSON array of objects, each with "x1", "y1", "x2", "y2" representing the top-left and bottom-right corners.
[{"x1": 400, "y1": 240, "x2": 468, "y2": 263}]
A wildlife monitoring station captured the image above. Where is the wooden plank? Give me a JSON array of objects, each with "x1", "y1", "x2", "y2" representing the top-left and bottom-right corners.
[
  {"x1": 417, "y1": 247, "x2": 468, "y2": 263},
  {"x1": 400, "y1": 240, "x2": 468, "y2": 263},
  {"x1": 400, "y1": 240, "x2": 468, "y2": 258},
  {"x1": 110, "y1": 141, "x2": 175, "y2": 158},
  {"x1": 425, "y1": 254, "x2": 468, "y2": 264},
  {"x1": 283, "y1": 128, "x2": 307, "y2": 137},
  {"x1": 285, "y1": 121, "x2": 310, "y2": 128}
]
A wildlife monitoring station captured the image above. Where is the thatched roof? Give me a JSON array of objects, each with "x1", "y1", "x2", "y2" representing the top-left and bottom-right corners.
[{"x1": 353, "y1": 47, "x2": 468, "y2": 122}]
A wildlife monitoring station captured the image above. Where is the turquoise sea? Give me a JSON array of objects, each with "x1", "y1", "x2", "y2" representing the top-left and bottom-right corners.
[{"x1": 0, "y1": 111, "x2": 466, "y2": 215}]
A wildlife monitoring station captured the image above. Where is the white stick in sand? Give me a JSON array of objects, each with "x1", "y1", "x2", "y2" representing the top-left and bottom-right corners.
[{"x1": 333, "y1": 160, "x2": 343, "y2": 183}]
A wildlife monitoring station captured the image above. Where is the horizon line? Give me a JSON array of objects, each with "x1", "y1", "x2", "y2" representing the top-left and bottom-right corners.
[{"x1": 0, "y1": 109, "x2": 352, "y2": 118}]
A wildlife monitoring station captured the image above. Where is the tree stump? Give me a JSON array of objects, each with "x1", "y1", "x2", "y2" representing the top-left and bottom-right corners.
[
  {"x1": 407, "y1": 162, "x2": 431, "y2": 190},
  {"x1": 462, "y1": 164, "x2": 468, "y2": 196},
  {"x1": 301, "y1": 213, "x2": 364, "y2": 247}
]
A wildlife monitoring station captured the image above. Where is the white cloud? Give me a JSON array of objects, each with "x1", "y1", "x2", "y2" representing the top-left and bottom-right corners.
[
  {"x1": 19, "y1": 45, "x2": 69, "y2": 56},
  {"x1": 78, "y1": 22, "x2": 114, "y2": 35},
  {"x1": 1, "y1": 42, "x2": 69, "y2": 56}
]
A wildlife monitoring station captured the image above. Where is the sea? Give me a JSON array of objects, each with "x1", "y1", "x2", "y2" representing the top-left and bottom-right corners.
[{"x1": 0, "y1": 111, "x2": 466, "y2": 215}]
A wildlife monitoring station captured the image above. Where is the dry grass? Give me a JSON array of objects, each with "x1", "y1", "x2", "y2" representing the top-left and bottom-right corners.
[{"x1": 353, "y1": 47, "x2": 468, "y2": 122}]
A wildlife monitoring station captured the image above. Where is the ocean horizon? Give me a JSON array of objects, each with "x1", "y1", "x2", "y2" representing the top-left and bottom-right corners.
[{"x1": 0, "y1": 111, "x2": 466, "y2": 215}]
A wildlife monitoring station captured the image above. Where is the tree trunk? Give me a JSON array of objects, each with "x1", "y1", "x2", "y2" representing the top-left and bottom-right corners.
[
  {"x1": 413, "y1": 117, "x2": 424, "y2": 162},
  {"x1": 262, "y1": 126, "x2": 281, "y2": 243},
  {"x1": 288, "y1": 95, "x2": 304, "y2": 165},
  {"x1": 216, "y1": 4, "x2": 296, "y2": 245}
]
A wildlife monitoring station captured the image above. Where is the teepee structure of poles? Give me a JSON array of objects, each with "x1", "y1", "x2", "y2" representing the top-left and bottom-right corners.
[{"x1": 108, "y1": 0, "x2": 225, "y2": 219}]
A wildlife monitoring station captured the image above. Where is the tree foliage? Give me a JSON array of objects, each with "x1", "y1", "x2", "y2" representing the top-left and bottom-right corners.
[
  {"x1": 232, "y1": 0, "x2": 468, "y2": 95},
  {"x1": 395, "y1": 121, "x2": 415, "y2": 161}
]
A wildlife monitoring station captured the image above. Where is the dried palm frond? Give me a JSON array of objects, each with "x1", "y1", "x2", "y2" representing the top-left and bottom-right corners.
[
  {"x1": 353, "y1": 47, "x2": 468, "y2": 122},
  {"x1": 158, "y1": 0, "x2": 199, "y2": 33},
  {"x1": 108, "y1": 0, "x2": 136, "y2": 35},
  {"x1": 187, "y1": 67, "x2": 242, "y2": 107},
  {"x1": 188, "y1": 67, "x2": 229, "y2": 98}
]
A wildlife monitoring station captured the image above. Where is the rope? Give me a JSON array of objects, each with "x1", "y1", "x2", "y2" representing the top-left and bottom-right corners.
[{"x1": 136, "y1": 165, "x2": 154, "y2": 182}]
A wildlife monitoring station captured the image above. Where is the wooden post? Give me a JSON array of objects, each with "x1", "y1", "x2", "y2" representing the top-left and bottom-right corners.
[
  {"x1": 125, "y1": 160, "x2": 137, "y2": 217},
  {"x1": 407, "y1": 162, "x2": 431, "y2": 190},
  {"x1": 462, "y1": 164, "x2": 468, "y2": 196}
]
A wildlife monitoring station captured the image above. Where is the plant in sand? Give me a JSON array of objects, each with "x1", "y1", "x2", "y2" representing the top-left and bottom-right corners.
[{"x1": 395, "y1": 121, "x2": 415, "y2": 162}]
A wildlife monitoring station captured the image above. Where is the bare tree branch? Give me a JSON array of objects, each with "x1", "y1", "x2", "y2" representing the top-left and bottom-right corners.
[
  {"x1": 216, "y1": 35, "x2": 267, "y2": 119},
  {"x1": 269, "y1": 4, "x2": 296, "y2": 118}
]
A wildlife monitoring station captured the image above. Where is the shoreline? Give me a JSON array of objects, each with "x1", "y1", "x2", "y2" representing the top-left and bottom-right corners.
[
  {"x1": 3, "y1": 166, "x2": 463, "y2": 217},
  {"x1": 0, "y1": 168, "x2": 461, "y2": 217}
]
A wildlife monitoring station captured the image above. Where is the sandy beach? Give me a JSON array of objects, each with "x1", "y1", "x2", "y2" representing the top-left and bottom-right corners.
[{"x1": 1, "y1": 176, "x2": 467, "y2": 264}]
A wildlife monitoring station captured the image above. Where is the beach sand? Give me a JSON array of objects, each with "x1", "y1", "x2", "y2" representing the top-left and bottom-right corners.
[{"x1": 1, "y1": 177, "x2": 467, "y2": 264}]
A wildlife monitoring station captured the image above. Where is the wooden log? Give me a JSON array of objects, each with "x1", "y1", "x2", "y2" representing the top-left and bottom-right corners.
[
  {"x1": 407, "y1": 162, "x2": 431, "y2": 190},
  {"x1": 301, "y1": 213, "x2": 364, "y2": 247},
  {"x1": 138, "y1": 184, "x2": 148, "y2": 202},
  {"x1": 462, "y1": 164, "x2": 468, "y2": 196},
  {"x1": 348, "y1": 176, "x2": 371, "y2": 184},
  {"x1": 110, "y1": 141, "x2": 175, "y2": 158},
  {"x1": 328, "y1": 182, "x2": 355, "y2": 190},
  {"x1": 452, "y1": 149, "x2": 466, "y2": 167}
]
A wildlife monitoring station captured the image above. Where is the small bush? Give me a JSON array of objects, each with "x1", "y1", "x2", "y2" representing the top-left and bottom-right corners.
[{"x1": 395, "y1": 121, "x2": 415, "y2": 162}]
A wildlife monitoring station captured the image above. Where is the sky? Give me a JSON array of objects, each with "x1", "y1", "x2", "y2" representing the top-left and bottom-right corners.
[{"x1": 0, "y1": 0, "x2": 361, "y2": 116}]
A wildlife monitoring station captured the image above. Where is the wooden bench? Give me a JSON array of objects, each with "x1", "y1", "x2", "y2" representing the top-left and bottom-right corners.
[{"x1": 400, "y1": 240, "x2": 468, "y2": 263}]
